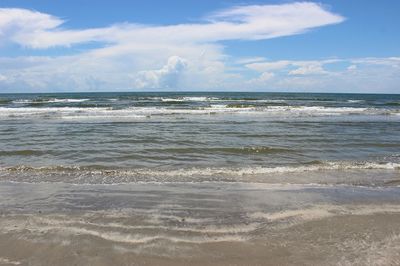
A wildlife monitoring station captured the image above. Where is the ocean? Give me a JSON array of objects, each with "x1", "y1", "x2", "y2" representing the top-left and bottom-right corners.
[
  {"x1": 0, "y1": 92, "x2": 400, "y2": 265},
  {"x1": 1, "y1": 92, "x2": 400, "y2": 184}
]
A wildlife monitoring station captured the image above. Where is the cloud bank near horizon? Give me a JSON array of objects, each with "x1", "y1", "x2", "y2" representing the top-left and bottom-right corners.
[{"x1": 0, "y1": 2, "x2": 399, "y2": 93}]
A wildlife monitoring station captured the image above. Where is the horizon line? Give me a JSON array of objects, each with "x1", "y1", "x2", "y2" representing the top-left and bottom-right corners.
[{"x1": 0, "y1": 91, "x2": 399, "y2": 95}]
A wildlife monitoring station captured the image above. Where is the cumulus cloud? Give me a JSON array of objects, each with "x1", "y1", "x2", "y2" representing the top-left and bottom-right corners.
[
  {"x1": 248, "y1": 72, "x2": 275, "y2": 86},
  {"x1": 251, "y1": 72, "x2": 275, "y2": 83},
  {"x1": 347, "y1": 64, "x2": 357, "y2": 71},
  {"x1": 135, "y1": 56, "x2": 188, "y2": 89},
  {"x1": 288, "y1": 62, "x2": 328, "y2": 75},
  {"x1": 258, "y1": 72, "x2": 275, "y2": 81}
]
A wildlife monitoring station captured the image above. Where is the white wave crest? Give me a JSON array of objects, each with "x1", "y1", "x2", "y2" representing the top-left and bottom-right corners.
[{"x1": 0, "y1": 105, "x2": 398, "y2": 120}]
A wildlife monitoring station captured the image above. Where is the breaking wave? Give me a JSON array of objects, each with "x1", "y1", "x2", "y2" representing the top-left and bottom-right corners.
[{"x1": 0, "y1": 105, "x2": 398, "y2": 120}]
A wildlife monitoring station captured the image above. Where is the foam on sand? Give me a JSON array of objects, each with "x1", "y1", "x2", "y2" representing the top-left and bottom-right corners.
[
  {"x1": 0, "y1": 257, "x2": 21, "y2": 265},
  {"x1": 249, "y1": 204, "x2": 400, "y2": 223},
  {"x1": 2, "y1": 204, "x2": 400, "y2": 246}
]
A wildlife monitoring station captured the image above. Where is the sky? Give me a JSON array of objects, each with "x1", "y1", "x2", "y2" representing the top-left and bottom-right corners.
[{"x1": 0, "y1": 0, "x2": 399, "y2": 93}]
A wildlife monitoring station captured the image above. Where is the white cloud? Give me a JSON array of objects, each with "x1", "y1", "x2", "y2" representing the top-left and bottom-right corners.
[
  {"x1": 206, "y1": 3, "x2": 344, "y2": 40},
  {"x1": 235, "y1": 57, "x2": 266, "y2": 65},
  {"x1": 347, "y1": 64, "x2": 357, "y2": 71},
  {"x1": 246, "y1": 60, "x2": 291, "y2": 71},
  {"x1": 351, "y1": 57, "x2": 400, "y2": 68},
  {"x1": 275, "y1": 76, "x2": 325, "y2": 91},
  {"x1": 288, "y1": 62, "x2": 328, "y2": 75},
  {"x1": 246, "y1": 59, "x2": 340, "y2": 75},
  {"x1": 248, "y1": 72, "x2": 275, "y2": 85},
  {"x1": 0, "y1": 8, "x2": 63, "y2": 47},
  {"x1": 243, "y1": 71, "x2": 276, "y2": 89},
  {"x1": 135, "y1": 56, "x2": 188, "y2": 89},
  {"x1": 259, "y1": 72, "x2": 275, "y2": 81},
  {"x1": 0, "y1": 3, "x2": 344, "y2": 49}
]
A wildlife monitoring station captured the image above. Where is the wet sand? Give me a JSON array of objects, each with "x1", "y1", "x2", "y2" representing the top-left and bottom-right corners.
[
  {"x1": 1, "y1": 213, "x2": 400, "y2": 265},
  {"x1": 1, "y1": 182, "x2": 400, "y2": 265}
]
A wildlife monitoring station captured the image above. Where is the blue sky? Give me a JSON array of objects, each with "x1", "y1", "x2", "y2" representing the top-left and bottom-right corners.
[{"x1": 0, "y1": 0, "x2": 399, "y2": 93}]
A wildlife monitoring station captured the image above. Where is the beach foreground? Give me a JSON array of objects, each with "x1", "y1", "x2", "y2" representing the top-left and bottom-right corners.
[{"x1": 1, "y1": 181, "x2": 400, "y2": 266}]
